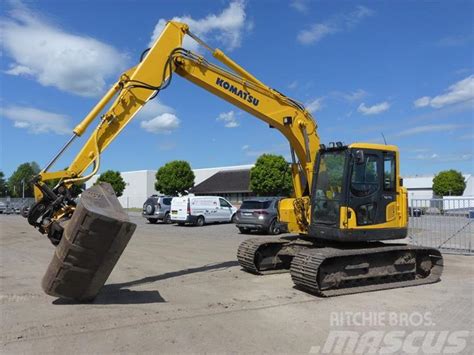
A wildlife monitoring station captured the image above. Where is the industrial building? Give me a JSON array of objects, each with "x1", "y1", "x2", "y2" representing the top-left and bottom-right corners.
[
  {"x1": 87, "y1": 167, "x2": 473, "y2": 209},
  {"x1": 404, "y1": 174, "x2": 473, "y2": 201},
  {"x1": 86, "y1": 165, "x2": 254, "y2": 208}
]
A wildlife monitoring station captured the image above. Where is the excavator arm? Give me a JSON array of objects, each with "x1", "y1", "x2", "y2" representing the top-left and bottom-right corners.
[{"x1": 30, "y1": 21, "x2": 319, "y2": 241}]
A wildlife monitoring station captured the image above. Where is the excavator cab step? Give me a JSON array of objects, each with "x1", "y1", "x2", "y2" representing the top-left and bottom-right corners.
[{"x1": 42, "y1": 183, "x2": 136, "y2": 301}]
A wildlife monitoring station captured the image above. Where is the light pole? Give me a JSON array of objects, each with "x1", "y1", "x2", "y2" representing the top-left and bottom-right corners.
[{"x1": 22, "y1": 179, "x2": 25, "y2": 199}]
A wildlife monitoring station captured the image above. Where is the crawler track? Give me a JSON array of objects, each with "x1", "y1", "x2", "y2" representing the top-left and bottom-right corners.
[
  {"x1": 237, "y1": 237, "x2": 294, "y2": 274},
  {"x1": 290, "y1": 244, "x2": 443, "y2": 297}
]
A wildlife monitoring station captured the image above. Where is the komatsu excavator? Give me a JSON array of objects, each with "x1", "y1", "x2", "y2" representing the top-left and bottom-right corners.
[{"x1": 26, "y1": 21, "x2": 443, "y2": 301}]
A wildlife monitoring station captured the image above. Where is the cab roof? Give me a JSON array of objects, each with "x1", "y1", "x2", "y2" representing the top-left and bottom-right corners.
[{"x1": 348, "y1": 142, "x2": 399, "y2": 152}]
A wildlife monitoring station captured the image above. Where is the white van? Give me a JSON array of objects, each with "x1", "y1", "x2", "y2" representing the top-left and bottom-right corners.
[{"x1": 170, "y1": 195, "x2": 237, "y2": 226}]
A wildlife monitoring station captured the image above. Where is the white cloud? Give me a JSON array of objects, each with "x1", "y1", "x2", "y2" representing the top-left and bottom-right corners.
[
  {"x1": 413, "y1": 96, "x2": 431, "y2": 108},
  {"x1": 357, "y1": 101, "x2": 390, "y2": 115},
  {"x1": 241, "y1": 144, "x2": 250, "y2": 150},
  {"x1": 297, "y1": 6, "x2": 374, "y2": 45},
  {"x1": 136, "y1": 100, "x2": 180, "y2": 134},
  {"x1": 0, "y1": 2, "x2": 128, "y2": 97},
  {"x1": 341, "y1": 89, "x2": 367, "y2": 102},
  {"x1": 297, "y1": 24, "x2": 336, "y2": 45},
  {"x1": 149, "y1": 1, "x2": 249, "y2": 52},
  {"x1": 411, "y1": 153, "x2": 472, "y2": 162},
  {"x1": 136, "y1": 100, "x2": 175, "y2": 118},
  {"x1": 217, "y1": 110, "x2": 240, "y2": 128},
  {"x1": 2, "y1": 106, "x2": 72, "y2": 134},
  {"x1": 306, "y1": 97, "x2": 324, "y2": 113},
  {"x1": 290, "y1": 0, "x2": 310, "y2": 13},
  {"x1": 140, "y1": 113, "x2": 180, "y2": 134},
  {"x1": 413, "y1": 75, "x2": 474, "y2": 108},
  {"x1": 396, "y1": 124, "x2": 464, "y2": 137}
]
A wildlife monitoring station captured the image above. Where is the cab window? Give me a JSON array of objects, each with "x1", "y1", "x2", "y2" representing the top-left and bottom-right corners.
[
  {"x1": 351, "y1": 154, "x2": 379, "y2": 197},
  {"x1": 383, "y1": 153, "x2": 396, "y2": 191}
]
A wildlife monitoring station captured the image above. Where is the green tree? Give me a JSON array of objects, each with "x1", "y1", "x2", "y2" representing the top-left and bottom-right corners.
[
  {"x1": 7, "y1": 162, "x2": 40, "y2": 197},
  {"x1": 155, "y1": 160, "x2": 195, "y2": 196},
  {"x1": 0, "y1": 171, "x2": 6, "y2": 196},
  {"x1": 432, "y1": 170, "x2": 466, "y2": 196},
  {"x1": 250, "y1": 154, "x2": 293, "y2": 196},
  {"x1": 95, "y1": 170, "x2": 126, "y2": 197}
]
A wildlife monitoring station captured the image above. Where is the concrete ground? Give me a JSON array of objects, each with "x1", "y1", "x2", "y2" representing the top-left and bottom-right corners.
[{"x1": 1, "y1": 213, "x2": 472, "y2": 354}]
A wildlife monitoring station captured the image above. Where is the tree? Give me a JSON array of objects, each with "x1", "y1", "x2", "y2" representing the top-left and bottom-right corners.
[
  {"x1": 155, "y1": 160, "x2": 194, "y2": 196},
  {"x1": 96, "y1": 170, "x2": 126, "y2": 197},
  {"x1": 7, "y1": 162, "x2": 40, "y2": 197},
  {"x1": 250, "y1": 154, "x2": 293, "y2": 196},
  {"x1": 432, "y1": 170, "x2": 466, "y2": 196},
  {"x1": 0, "y1": 171, "x2": 6, "y2": 196}
]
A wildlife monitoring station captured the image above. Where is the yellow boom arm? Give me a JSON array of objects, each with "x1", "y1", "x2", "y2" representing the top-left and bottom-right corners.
[{"x1": 36, "y1": 21, "x2": 320, "y2": 233}]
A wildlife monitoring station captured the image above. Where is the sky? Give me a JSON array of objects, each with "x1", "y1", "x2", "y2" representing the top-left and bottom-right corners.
[{"x1": 1, "y1": 0, "x2": 473, "y2": 179}]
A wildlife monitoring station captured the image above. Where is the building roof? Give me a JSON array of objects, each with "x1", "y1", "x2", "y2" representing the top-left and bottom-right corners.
[
  {"x1": 191, "y1": 169, "x2": 251, "y2": 194},
  {"x1": 193, "y1": 164, "x2": 254, "y2": 185}
]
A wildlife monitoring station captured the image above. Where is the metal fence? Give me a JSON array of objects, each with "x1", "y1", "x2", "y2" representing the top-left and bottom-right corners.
[
  {"x1": 0, "y1": 197, "x2": 35, "y2": 214},
  {"x1": 409, "y1": 198, "x2": 474, "y2": 255}
]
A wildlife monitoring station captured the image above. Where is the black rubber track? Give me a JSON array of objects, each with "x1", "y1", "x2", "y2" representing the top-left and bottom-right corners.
[
  {"x1": 237, "y1": 237, "x2": 291, "y2": 275},
  {"x1": 290, "y1": 244, "x2": 443, "y2": 297}
]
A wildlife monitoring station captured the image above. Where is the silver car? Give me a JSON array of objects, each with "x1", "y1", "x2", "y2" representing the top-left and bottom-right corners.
[
  {"x1": 142, "y1": 195, "x2": 173, "y2": 224},
  {"x1": 0, "y1": 202, "x2": 6, "y2": 214},
  {"x1": 234, "y1": 197, "x2": 286, "y2": 235}
]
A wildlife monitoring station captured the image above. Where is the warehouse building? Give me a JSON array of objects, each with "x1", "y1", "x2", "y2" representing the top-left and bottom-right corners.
[
  {"x1": 404, "y1": 174, "x2": 473, "y2": 202},
  {"x1": 86, "y1": 164, "x2": 253, "y2": 208},
  {"x1": 87, "y1": 167, "x2": 472, "y2": 209}
]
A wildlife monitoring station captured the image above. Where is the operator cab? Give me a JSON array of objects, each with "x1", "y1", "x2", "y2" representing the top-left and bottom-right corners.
[{"x1": 309, "y1": 142, "x2": 408, "y2": 242}]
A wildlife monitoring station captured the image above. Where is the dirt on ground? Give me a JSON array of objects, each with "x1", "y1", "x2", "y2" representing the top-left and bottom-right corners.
[{"x1": 1, "y1": 213, "x2": 472, "y2": 353}]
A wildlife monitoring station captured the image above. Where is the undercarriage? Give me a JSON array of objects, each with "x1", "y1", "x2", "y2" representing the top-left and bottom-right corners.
[{"x1": 237, "y1": 236, "x2": 443, "y2": 297}]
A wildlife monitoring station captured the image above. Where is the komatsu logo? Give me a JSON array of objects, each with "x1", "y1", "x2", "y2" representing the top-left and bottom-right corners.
[{"x1": 216, "y1": 77, "x2": 260, "y2": 106}]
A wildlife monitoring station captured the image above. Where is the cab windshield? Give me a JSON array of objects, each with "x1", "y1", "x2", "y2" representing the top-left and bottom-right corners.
[{"x1": 313, "y1": 150, "x2": 346, "y2": 224}]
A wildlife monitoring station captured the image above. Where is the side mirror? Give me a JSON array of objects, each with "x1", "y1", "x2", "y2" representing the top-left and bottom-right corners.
[{"x1": 355, "y1": 150, "x2": 365, "y2": 164}]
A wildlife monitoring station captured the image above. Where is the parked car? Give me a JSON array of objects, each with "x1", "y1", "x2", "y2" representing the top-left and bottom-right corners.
[
  {"x1": 234, "y1": 197, "x2": 285, "y2": 235},
  {"x1": 171, "y1": 195, "x2": 237, "y2": 226},
  {"x1": 0, "y1": 202, "x2": 6, "y2": 214},
  {"x1": 142, "y1": 195, "x2": 173, "y2": 224},
  {"x1": 408, "y1": 207, "x2": 422, "y2": 217}
]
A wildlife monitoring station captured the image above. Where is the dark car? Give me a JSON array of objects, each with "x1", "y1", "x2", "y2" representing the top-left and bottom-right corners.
[
  {"x1": 408, "y1": 207, "x2": 422, "y2": 217},
  {"x1": 142, "y1": 195, "x2": 173, "y2": 224},
  {"x1": 234, "y1": 197, "x2": 285, "y2": 235}
]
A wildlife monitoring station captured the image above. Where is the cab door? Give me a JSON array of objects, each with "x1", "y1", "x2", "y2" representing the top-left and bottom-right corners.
[{"x1": 348, "y1": 149, "x2": 398, "y2": 227}]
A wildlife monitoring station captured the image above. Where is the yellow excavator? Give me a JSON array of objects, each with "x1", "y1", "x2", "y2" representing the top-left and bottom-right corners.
[{"x1": 26, "y1": 21, "x2": 443, "y2": 301}]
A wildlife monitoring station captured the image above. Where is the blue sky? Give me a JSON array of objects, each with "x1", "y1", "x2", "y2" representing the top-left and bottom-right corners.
[{"x1": 1, "y1": 0, "x2": 473, "y2": 178}]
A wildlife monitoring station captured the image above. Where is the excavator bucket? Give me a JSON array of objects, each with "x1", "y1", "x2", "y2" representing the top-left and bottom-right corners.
[{"x1": 42, "y1": 183, "x2": 136, "y2": 301}]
